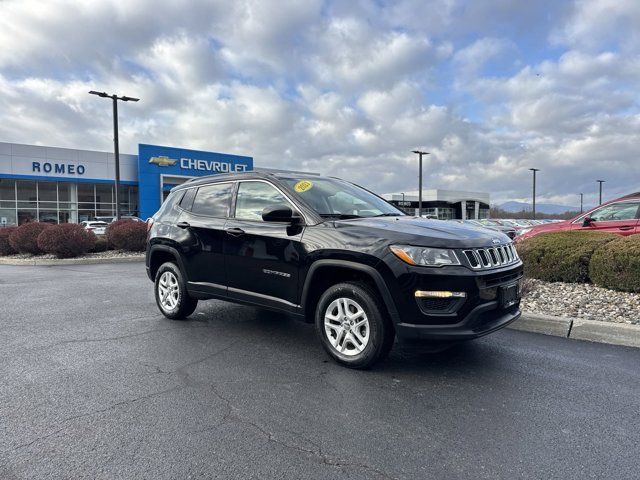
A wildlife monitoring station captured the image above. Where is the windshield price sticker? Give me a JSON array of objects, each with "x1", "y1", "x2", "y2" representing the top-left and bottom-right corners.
[{"x1": 294, "y1": 180, "x2": 313, "y2": 193}]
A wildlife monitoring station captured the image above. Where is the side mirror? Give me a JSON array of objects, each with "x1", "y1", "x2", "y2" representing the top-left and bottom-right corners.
[
  {"x1": 582, "y1": 216, "x2": 593, "y2": 227},
  {"x1": 262, "y1": 204, "x2": 299, "y2": 224}
]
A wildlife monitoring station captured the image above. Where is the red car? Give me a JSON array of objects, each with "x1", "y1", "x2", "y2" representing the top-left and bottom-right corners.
[{"x1": 516, "y1": 192, "x2": 640, "y2": 241}]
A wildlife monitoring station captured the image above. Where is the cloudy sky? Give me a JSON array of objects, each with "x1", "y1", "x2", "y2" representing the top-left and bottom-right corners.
[{"x1": 0, "y1": 0, "x2": 638, "y2": 206}]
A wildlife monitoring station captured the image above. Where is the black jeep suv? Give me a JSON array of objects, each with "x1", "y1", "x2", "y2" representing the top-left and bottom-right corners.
[{"x1": 146, "y1": 171, "x2": 522, "y2": 368}]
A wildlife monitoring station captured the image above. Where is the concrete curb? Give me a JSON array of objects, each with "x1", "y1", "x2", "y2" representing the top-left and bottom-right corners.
[
  {"x1": 508, "y1": 312, "x2": 640, "y2": 349},
  {"x1": 570, "y1": 319, "x2": 640, "y2": 349},
  {"x1": 0, "y1": 256, "x2": 144, "y2": 266},
  {"x1": 508, "y1": 313, "x2": 573, "y2": 337}
]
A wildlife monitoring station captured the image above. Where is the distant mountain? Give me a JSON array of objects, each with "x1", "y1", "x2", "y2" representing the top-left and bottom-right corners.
[{"x1": 498, "y1": 201, "x2": 581, "y2": 215}]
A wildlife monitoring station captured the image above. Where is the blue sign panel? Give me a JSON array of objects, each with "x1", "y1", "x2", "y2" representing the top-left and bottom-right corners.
[{"x1": 138, "y1": 144, "x2": 253, "y2": 219}]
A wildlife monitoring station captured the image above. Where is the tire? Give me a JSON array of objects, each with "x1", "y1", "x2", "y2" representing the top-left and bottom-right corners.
[
  {"x1": 154, "y1": 262, "x2": 198, "y2": 320},
  {"x1": 315, "y1": 281, "x2": 394, "y2": 369}
]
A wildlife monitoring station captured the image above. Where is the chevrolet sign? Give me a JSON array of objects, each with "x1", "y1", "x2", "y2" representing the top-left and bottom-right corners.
[{"x1": 180, "y1": 158, "x2": 247, "y2": 173}]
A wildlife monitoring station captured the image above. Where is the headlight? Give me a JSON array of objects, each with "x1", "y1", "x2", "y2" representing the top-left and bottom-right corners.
[
  {"x1": 390, "y1": 245, "x2": 460, "y2": 267},
  {"x1": 517, "y1": 228, "x2": 532, "y2": 236}
]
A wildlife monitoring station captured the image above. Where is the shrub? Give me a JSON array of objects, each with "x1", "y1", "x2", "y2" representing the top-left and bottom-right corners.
[
  {"x1": 90, "y1": 235, "x2": 110, "y2": 253},
  {"x1": 106, "y1": 219, "x2": 147, "y2": 251},
  {"x1": 0, "y1": 227, "x2": 18, "y2": 255},
  {"x1": 589, "y1": 235, "x2": 640, "y2": 292},
  {"x1": 516, "y1": 231, "x2": 617, "y2": 283},
  {"x1": 37, "y1": 223, "x2": 96, "y2": 258},
  {"x1": 9, "y1": 222, "x2": 50, "y2": 254}
]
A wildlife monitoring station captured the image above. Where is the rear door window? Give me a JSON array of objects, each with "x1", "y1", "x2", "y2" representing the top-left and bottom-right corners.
[{"x1": 191, "y1": 183, "x2": 233, "y2": 217}]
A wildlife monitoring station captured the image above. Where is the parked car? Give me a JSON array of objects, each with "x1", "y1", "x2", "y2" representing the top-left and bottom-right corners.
[
  {"x1": 94, "y1": 215, "x2": 144, "y2": 223},
  {"x1": 451, "y1": 219, "x2": 517, "y2": 240},
  {"x1": 80, "y1": 221, "x2": 108, "y2": 235},
  {"x1": 146, "y1": 172, "x2": 522, "y2": 368},
  {"x1": 516, "y1": 193, "x2": 640, "y2": 241}
]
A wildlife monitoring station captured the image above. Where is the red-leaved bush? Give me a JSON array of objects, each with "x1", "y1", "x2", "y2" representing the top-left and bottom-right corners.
[
  {"x1": 106, "y1": 219, "x2": 147, "y2": 251},
  {"x1": 37, "y1": 223, "x2": 96, "y2": 258},
  {"x1": 9, "y1": 222, "x2": 50, "y2": 254},
  {"x1": 0, "y1": 227, "x2": 18, "y2": 255}
]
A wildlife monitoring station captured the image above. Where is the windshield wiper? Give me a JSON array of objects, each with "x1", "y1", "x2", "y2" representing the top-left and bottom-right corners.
[
  {"x1": 318, "y1": 213, "x2": 362, "y2": 219},
  {"x1": 373, "y1": 213, "x2": 403, "y2": 217}
]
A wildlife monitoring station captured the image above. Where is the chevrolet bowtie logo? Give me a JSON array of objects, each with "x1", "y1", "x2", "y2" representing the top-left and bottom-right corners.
[{"x1": 149, "y1": 156, "x2": 177, "y2": 167}]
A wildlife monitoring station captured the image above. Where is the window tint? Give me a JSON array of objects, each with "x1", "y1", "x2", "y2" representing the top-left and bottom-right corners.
[
  {"x1": 235, "y1": 182, "x2": 289, "y2": 221},
  {"x1": 590, "y1": 202, "x2": 639, "y2": 222},
  {"x1": 192, "y1": 183, "x2": 232, "y2": 217},
  {"x1": 179, "y1": 188, "x2": 196, "y2": 211}
]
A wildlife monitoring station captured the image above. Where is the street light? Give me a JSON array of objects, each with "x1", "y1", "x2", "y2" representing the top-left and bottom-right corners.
[
  {"x1": 412, "y1": 150, "x2": 429, "y2": 217},
  {"x1": 597, "y1": 180, "x2": 605, "y2": 205},
  {"x1": 89, "y1": 90, "x2": 139, "y2": 220},
  {"x1": 579, "y1": 193, "x2": 583, "y2": 213},
  {"x1": 529, "y1": 168, "x2": 540, "y2": 220}
]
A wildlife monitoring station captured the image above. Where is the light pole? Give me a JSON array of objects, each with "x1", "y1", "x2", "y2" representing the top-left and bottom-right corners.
[
  {"x1": 529, "y1": 168, "x2": 540, "y2": 220},
  {"x1": 89, "y1": 90, "x2": 139, "y2": 220},
  {"x1": 597, "y1": 180, "x2": 605, "y2": 205},
  {"x1": 412, "y1": 150, "x2": 429, "y2": 217},
  {"x1": 579, "y1": 193, "x2": 583, "y2": 213}
]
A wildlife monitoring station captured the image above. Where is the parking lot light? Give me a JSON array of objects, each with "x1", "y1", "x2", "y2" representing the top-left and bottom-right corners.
[
  {"x1": 529, "y1": 168, "x2": 540, "y2": 219},
  {"x1": 89, "y1": 90, "x2": 140, "y2": 221},
  {"x1": 597, "y1": 180, "x2": 605, "y2": 205},
  {"x1": 412, "y1": 150, "x2": 429, "y2": 217}
]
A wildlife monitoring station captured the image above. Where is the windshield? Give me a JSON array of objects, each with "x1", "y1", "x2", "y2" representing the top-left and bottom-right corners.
[{"x1": 280, "y1": 177, "x2": 404, "y2": 219}]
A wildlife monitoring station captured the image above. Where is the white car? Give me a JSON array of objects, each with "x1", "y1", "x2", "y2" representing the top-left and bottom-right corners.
[{"x1": 81, "y1": 221, "x2": 108, "y2": 235}]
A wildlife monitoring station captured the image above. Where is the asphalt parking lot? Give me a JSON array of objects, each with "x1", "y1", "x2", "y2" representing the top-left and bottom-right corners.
[{"x1": 1, "y1": 263, "x2": 639, "y2": 480}]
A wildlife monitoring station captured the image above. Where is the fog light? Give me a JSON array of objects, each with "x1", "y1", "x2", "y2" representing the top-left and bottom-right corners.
[{"x1": 415, "y1": 290, "x2": 466, "y2": 298}]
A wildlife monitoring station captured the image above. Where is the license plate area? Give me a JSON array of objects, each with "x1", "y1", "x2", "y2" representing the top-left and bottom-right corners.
[{"x1": 500, "y1": 283, "x2": 520, "y2": 308}]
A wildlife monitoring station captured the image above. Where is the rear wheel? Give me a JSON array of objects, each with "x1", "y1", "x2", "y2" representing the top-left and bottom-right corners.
[
  {"x1": 154, "y1": 262, "x2": 198, "y2": 319},
  {"x1": 315, "y1": 282, "x2": 394, "y2": 369}
]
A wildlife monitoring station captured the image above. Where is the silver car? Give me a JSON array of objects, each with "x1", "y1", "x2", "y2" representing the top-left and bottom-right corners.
[{"x1": 81, "y1": 221, "x2": 108, "y2": 235}]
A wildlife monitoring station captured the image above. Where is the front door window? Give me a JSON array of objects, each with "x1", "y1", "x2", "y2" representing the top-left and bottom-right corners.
[
  {"x1": 588, "y1": 202, "x2": 639, "y2": 222},
  {"x1": 235, "y1": 182, "x2": 289, "y2": 221}
]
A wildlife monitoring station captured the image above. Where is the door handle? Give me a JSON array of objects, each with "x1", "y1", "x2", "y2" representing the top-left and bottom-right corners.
[
  {"x1": 618, "y1": 226, "x2": 634, "y2": 231},
  {"x1": 176, "y1": 221, "x2": 191, "y2": 229},
  {"x1": 225, "y1": 227, "x2": 245, "y2": 236}
]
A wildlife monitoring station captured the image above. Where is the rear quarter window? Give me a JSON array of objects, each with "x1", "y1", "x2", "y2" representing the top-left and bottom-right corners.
[{"x1": 155, "y1": 190, "x2": 184, "y2": 221}]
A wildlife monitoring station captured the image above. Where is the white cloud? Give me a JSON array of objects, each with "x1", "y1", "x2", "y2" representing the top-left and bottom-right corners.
[{"x1": 0, "y1": 0, "x2": 638, "y2": 207}]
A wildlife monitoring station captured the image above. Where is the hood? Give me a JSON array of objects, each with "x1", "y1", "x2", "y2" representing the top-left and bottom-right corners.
[{"x1": 334, "y1": 216, "x2": 512, "y2": 249}]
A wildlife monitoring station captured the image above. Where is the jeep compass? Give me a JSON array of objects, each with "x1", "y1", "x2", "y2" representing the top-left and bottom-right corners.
[{"x1": 146, "y1": 172, "x2": 523, "y2": 368}]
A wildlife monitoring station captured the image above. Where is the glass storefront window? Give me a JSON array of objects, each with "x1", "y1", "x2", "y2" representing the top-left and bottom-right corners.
[
  {"x1": 58, "y1": 183, "x2": 71, "y2": 202},
  {"x1": 38, "y1": 182, "x2": 57, "y2": 202},
  {"x1": 18, "y1": 210, "x2": 37, "y2": 225},
  {"x1": 78, "y1": 210, "x2": 94, "y2": 222},
  {"x1": 39, "y1": 210, "x2": 58, "y2": 224},
  {"x1": 0, "y1": 180, "x2": 137, "y2": 224},
  {"x1": 95, "y1": 184, "x2": 112, "y2": 204},
  {"x1": 78, "y1": 184, "x2": 94, "y2": 203},
  {"x1": 0, "y1": 179, "x2": 15, "y2": 201},
  {"x1": 0, "y1": 208, "x2": 17, "y2": 227},
  {"x1": 17, "y1": 181, "x2": 37, "y2": 202}
]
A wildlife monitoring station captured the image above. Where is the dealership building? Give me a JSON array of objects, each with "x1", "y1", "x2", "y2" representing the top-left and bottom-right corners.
[
  {"x1": 382, "y1": 190, "x2": 490, "y2": 220},
  {"x1": 0, "y1": 141, "x2": 253, "y2": 225}
]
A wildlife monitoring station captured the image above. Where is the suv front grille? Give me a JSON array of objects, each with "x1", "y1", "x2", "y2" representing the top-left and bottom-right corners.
[{"x1": 462, "y1": 244, "x2": 519, "y2": 270}]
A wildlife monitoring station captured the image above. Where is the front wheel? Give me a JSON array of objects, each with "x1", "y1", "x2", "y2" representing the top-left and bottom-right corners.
[
  {"x1": 315, "y1": 282, "x2": 394, "y2": 369},
  {"x1": 154, "y1": 262, "x2": 198, "y2": 319}
]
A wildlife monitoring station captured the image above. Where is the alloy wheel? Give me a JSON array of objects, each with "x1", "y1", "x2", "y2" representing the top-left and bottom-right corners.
[
  {"x1": 324, "y1": 297, "x2": 370, "y2": 356},
  {"x1": 158, "y1": 271, "x2": 180, "y2": 311}
]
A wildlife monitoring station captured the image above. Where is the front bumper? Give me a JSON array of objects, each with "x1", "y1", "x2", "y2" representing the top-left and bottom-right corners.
[
  {"x1": 395, "y1": 303, "x2": 521, "y2": 342},
  {"x1": 381, "y1": 256, "x2": 523, "y2": 342}
]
